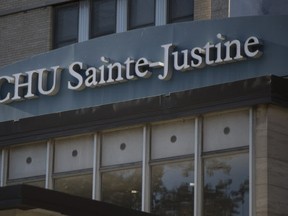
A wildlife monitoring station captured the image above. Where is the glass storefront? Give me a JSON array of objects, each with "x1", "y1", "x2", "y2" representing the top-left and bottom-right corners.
[
  {"x1": 102, "y1": 168, "x2": 142, "y2": 210},
  {"x1": 54, "y1": 174, "x2": 93, "y2": 198},
  {"x1": 0, "y1": 109, "x2": 251, "y2": 216},
  {"x1": 203, "y1": 153, "x2": 249, "y2": 216},
  {"x1": 151, "y1": 160, "x2": 194, "y2": 216}
]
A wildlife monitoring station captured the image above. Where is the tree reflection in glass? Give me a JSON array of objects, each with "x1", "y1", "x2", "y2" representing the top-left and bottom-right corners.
[
  {"x1": 203, "y1": 153, "x2": 249, "y2": 216},
  {"x1": 54, "y1": 174, "x2": 93, "y2": 198},
  {"x1": 102, "y1": 168, "x2": 142, "y2": 210},
  {"x1": 151, "y1": 160, "x2": 194, "y2": 216}
]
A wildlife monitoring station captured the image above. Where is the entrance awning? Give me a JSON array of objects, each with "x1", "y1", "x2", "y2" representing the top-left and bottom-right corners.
[{"x1": 0, "y1": 185, "x2": 155, "y2": 216}]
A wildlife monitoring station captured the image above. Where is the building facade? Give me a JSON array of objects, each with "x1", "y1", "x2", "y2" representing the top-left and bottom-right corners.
[{"x1": 0, "y1": 1, "x2": 288, "y2": 216}]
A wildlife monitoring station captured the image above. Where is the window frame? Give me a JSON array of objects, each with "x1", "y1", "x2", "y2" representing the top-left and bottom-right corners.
[
  {"x1": 167, "y1": 0, "x2": 194, "y2": 24},
  {"x1": 127, "y1": 0, "x2": 156, "y2": 30},
  {"x1": 52, "y1": 2, "x2": 80, "y2": 49},
  {"x1": 89, "y1": 0, "x2": 117, "y2": 39}
]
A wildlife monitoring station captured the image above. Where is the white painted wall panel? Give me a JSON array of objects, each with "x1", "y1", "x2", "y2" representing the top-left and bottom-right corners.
[
  {"x1": 151, "y1": 119, "x2": 195, "y2": 159},
  {"x1": 203, "y1": 110, "x2": 249, "y2": 152},
  {"x1": 9, "y1": 142, "x2": 46, "y2": 179},
  {"x1": 101, "y1": 127, "x2": 143, "y2": 166},
  {"x1": 54, "y1": 135, "x2": 93, "y2": 173}
]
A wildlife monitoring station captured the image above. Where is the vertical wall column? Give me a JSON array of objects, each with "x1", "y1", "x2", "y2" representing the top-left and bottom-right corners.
[
  {"x1": 266, "y1": 106, "x2": 288, "y2": 216},
  {"x1": 254, "y1": 105, "x2": 268, "y2": 216},
  {"x1": 93, "y1": 133, "x2": 101, "y2": 200},
  {"x1": 45, "y1": 139, "x2": 54, "y2": 189},
  {"x1": 194, "y1": 117, "x2": 202, "y2": 216},
  {"x1": 249, "y1": 108, "x2": 255, "y2": 216},
  {"x1": 142, "y1": 125, "x2": 151, "y2": 212},
  {"x1": 0, "y1": 149, "x2": 8, "y2": 187}
]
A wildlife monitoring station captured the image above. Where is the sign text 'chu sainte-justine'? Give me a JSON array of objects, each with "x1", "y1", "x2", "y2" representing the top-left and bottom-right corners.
[{"x1": 0, "y1": 34, "x2": 263, "y2": 104}]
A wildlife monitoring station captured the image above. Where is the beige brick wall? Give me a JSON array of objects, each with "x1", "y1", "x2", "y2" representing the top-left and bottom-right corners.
[
  {"x1": 267, "y1": 106, "x2": 288, "y2": 216},
  {"x1": 194, "y1": 0, "x2": 211, "y2": 20},
  {"x1": 211, "y1": 0, "x2": 229, "y2": 19},
  {"x1": 194, "y1": 0, "x2": 230, "y2": 21},
  {"x1": 0, "y1": 0, "x2": 74, "y2": 14},
  {"x1": 0, "y1": 0, "x2": 43, "y2": 11},
  {"x1": 255, "y1": 105, "x2": 288, "y2": 216},
  {"x1": 0, "y1": 7, "x2": 52, "y2": 68},
  {"x1": 255, "y1": 105, "x2": 269, "y2": 216}
]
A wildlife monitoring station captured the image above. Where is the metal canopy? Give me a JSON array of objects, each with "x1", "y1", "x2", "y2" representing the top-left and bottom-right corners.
[
  {"x1": 0, "y1": 185, "x2": 155, "y2": 216},
  {"x1": 0, "y1": 75, "x2": 288, "y2": 147}
]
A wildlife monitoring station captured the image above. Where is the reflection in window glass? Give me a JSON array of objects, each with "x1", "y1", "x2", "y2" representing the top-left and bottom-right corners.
[
  {"x1": 90, "y1": 0, "x2": 116, "y2": 38},
  {"x1": 54, "y1": 174, "x2": 92, "y2": 198},
  {"x1": 128, "y1": 0, "x2": 155, "y2": 29},
  {"x1": 102, "y1": 168, "x2": 142, "y2": 210},
  {"x1": 230, "y1": 0, "x2": 288, "y2": 17},
  {"x1": 53, "y1": 3, "x2": 79, "y2": 48},
  {"x1": 168, "y1": 0, "x2": 194, "y2": 23},
  {"x1": 203, "y1": 153, "x2": 249, "y2": 216},
  {"x1": 7, "y1": 180, "x2": 45, "y2": 188},
  {"x1": 151, "y1": 161, "x2": 194, "y2": 216}
]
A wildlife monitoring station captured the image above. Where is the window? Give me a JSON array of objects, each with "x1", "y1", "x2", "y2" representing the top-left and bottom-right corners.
[
  {"x1": 151, "y1": 119, "x2": 195, "y2": 216},
  {"x1": 203, "y1": 110, "x2": 249, "y2": 152},
  {"x1": 52, "y1": 0, "x2": 197, "y2": 49},
  {"x1": 151, "y1": 160, "x2": 194, "y2": 215},
  {"x1": 54, "y1": 174, "x2": 93, "y2": 198},
  {"x1": 203, "y1": 153, "x2": 249, "y2": 216},
  {"x1": 0, "y1": 109, "x2": 252, "y2": 214},
  {"x1": 102, "y1": 168, "x2": 142, "y2": 210},
  {"x1": 90, "y1": 0, "x2": 117, "y2": 38},
  {"x1": 202, "y1": 110, "x2": 250, "y2": 216},
  {"x1": 230, "y1": 0, "x2": 288, "y2": 17},
  {"x1": 101, "y1": 126, "x2": 143, "y2": 210},
  {"x1": 128, "y1": 0, "x2": 155, "y2": 30},
  {"x1": 168, "y1": 0, "x2": 194, "y2": 23},
  {"x1": 53, "y1": 3, "x2": 79, "y2": 48},
  {"x1": 7, "y1": 142, "x2": 46, "y2": 187},
  {"x1": 53, "y1": 135, "x2": 94, "y2": 198}
]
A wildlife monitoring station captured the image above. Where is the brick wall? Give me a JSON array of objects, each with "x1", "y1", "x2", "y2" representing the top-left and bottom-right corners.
[
  {"x1": 0, "y1": 7, "x2": 52, "y2": 68},
  {"x1": 194, "y1": 0, "x2": 211, "y2": 20},
  {"x1": 0, "y1": 0, "x2": 73, "y2": 15},
  {"x1": 0, "y1": 0, "x2": 44, "y2": 12},
  {"x1": 211, "y1": 0, "x2": 229, "y2": 19}
]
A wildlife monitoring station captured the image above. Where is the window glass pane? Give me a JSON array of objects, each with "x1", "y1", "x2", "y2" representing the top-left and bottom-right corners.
[
  {"x1": 151, "y1": 119, "x2": 195, "y2": 159},
  {"x1": 203, "y1": 153, "x2": 249, "y2": 216},
  {"x1": 102, "y1": 168, "x2": 142, "y2": 210},
  {"x1": 230, "y1": 0, "x2": 288, "y2": 17},
  {"x1": 8, "y1": 180, "x2": 45, "y2": 188},
  {"x1": 128, "y1": 0, "x2": 155, "y2": 29},
  {"x1": 90, "y1": 0, "x2": 116, "y2": 38},
  {"x1": 151, "y1": 160, "x2": 194, "y2": 216},
  {"x1": 54, "y1": 3, "x2": 79, "y2": 48},
  {"x1": 8, "y1": 142, "x2": 46, "y2": 179},
  {"x1": 54, "y1": 174, "x2": 92, "y2": 198},
  {"x1": 54, "y1": 135, "x2": 94, "y2": 173},
  {"x1": 168, "y1": 0, "x2": 194, "y2": 23},
  {"x1": 203, "y1": 110, "x2": 249, "y2": 152},
  {"x1": 101, "y1": 127, "x2": 143, "y2": 166}
]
